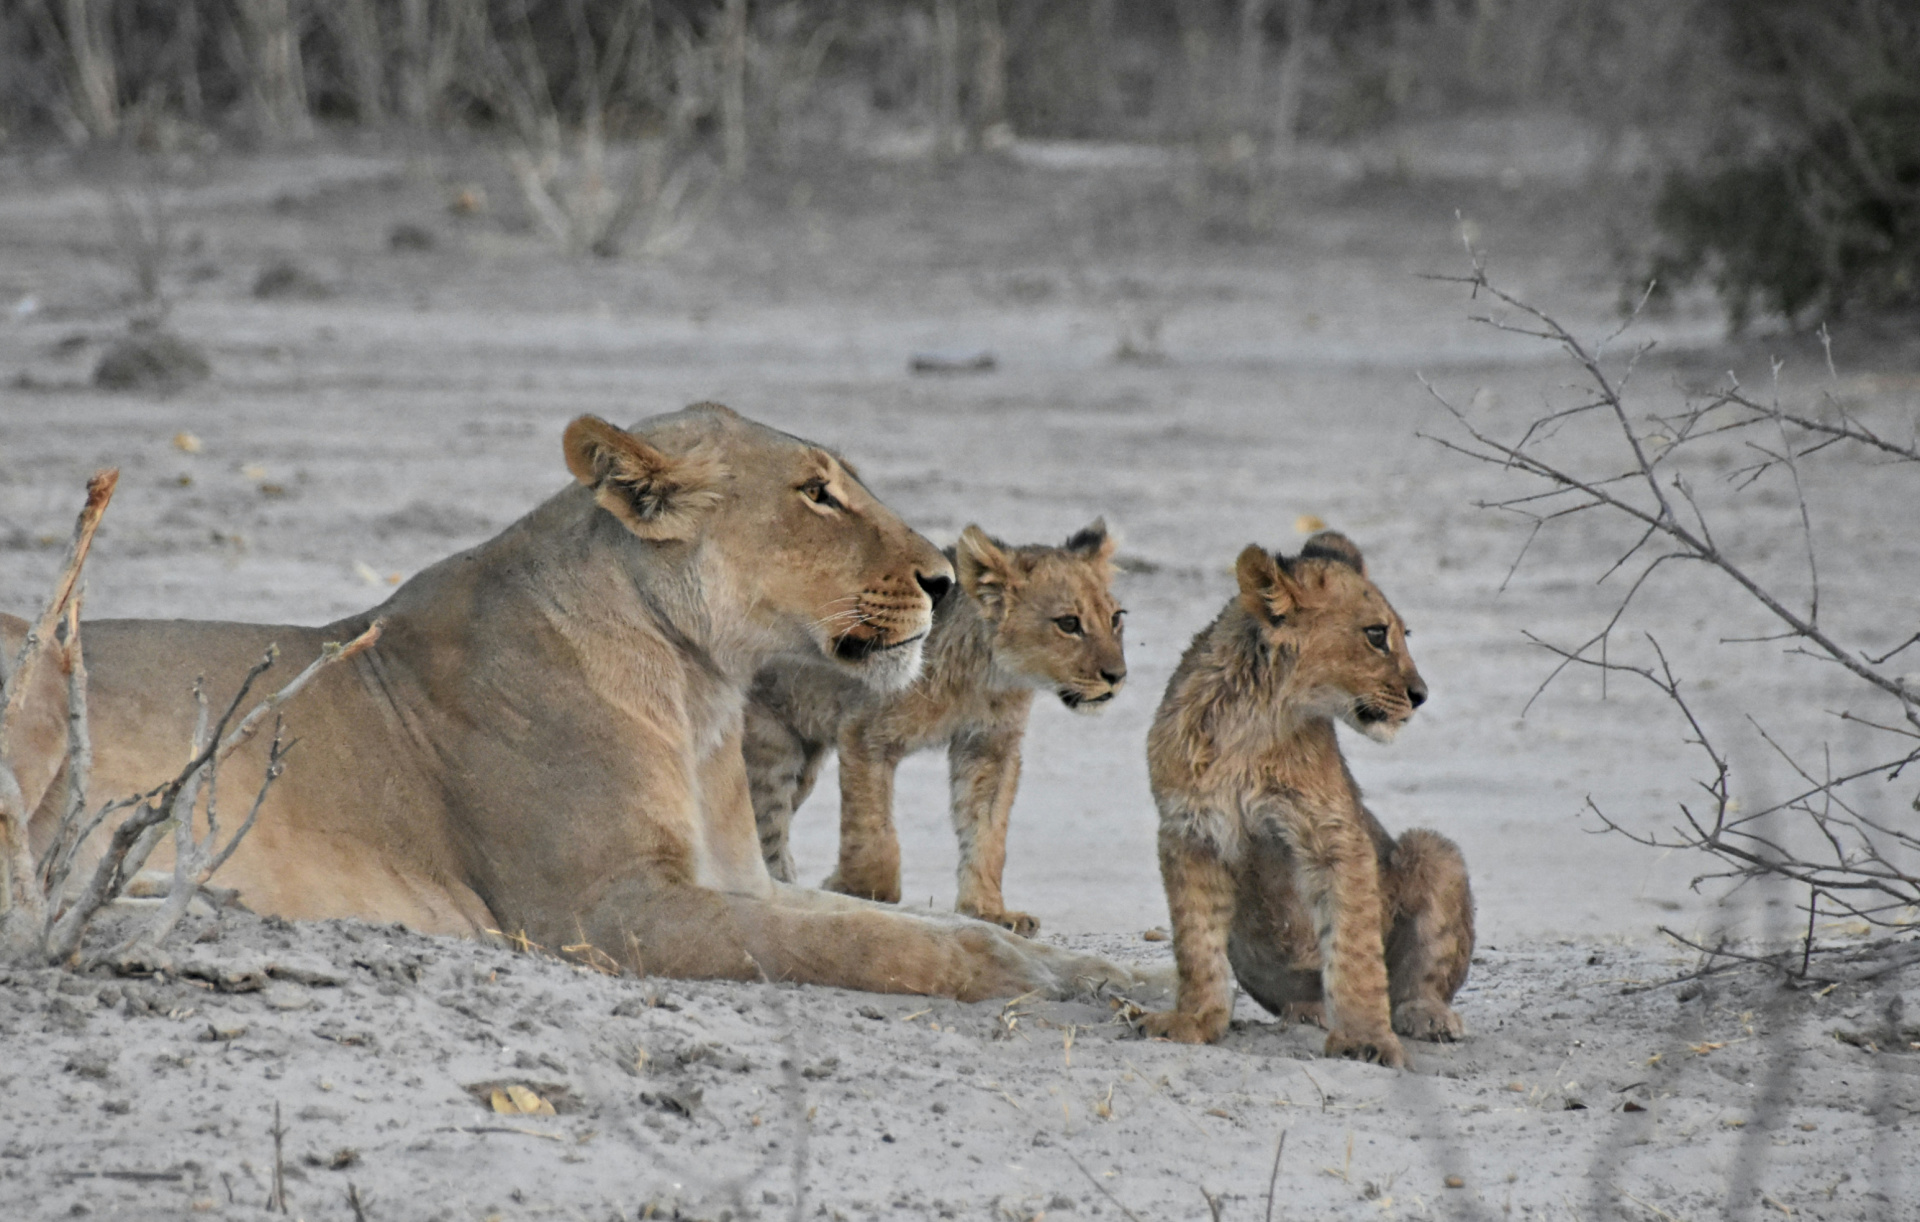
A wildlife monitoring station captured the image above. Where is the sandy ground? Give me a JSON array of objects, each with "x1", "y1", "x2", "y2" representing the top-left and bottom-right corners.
[{"x1": 1, "y1": 129, "x2": 1917, "y2": 1219}]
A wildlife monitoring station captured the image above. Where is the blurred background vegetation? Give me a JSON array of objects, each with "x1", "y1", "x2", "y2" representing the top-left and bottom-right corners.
[{"x1": 4, "y1": 0, "x2": 1915, "y2": 327}]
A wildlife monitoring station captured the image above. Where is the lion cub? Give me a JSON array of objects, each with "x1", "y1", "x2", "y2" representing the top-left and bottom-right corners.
[
  {"x1": 745, "y1": 520, "x2": 1126, "y2": 935},
  {"x1": 1137, "y1": 532, "x2": 1472, "y2": 1067}
]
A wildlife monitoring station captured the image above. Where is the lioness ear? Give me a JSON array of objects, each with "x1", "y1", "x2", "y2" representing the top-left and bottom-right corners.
[
  {"x1": 563, "y1": 414, "x2": 726, "y2": 542},
  {"x1": 1235, "y1": 544, "x2": 1300, "y2": 622},
  {"x1": 1063, "y1": 517, "x2": 1117, "y2": 562},
  {"x1": 956, "y1": 525, "x2": 1021, "y2": 608},
  {"x1": 1299, "y1": 530, "x2": 1366, "y2": 577}
]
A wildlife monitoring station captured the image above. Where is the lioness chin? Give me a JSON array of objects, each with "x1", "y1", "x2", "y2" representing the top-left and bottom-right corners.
[{"x1": 4, "y1": 404, "x2": 1145, "y2": 1001}]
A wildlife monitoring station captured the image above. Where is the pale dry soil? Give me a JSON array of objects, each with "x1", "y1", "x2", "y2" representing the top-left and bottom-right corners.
[{"x1": 1, "y1": 135, "x2": 1917, "y2": 1219}]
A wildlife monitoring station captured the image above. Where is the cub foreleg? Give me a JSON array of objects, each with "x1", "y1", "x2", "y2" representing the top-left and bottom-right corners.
[
  {"x1": 948, "y1": 727, "x2": 1036, "y2": 935},
  {"x1": 826, "y1": 726, "x2": 904, "y2": 903},
  {"x1": 743, "y1": 701, "x2": 827, "y2": 884},
  {"x1": 1289, "y1": 815, "x2": 1404, "y2": 1067},
  {"x1": 1136, "y1": 821, "x2": 1238, "y2": 1044}
]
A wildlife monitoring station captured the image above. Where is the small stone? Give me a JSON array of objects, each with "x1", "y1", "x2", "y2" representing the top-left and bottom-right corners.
[
  {"x1": 262, "y1": 982, "x2": 312, "y2": 1011},
  {"x1": 1444, "y1": 1176, "x2": 1465, "y2": 1189}
]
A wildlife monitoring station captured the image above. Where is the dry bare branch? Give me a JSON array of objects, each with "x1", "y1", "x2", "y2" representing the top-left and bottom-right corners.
[{"x1": 1427, "y1": 261, "x2": 1920, "y2": 942}]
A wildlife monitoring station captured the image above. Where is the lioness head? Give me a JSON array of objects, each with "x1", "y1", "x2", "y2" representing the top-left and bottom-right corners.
[
  {"x1": 1234, "y1": 531, "x2": 1425, "y2": 743},
  {"x1": 955, "y1": 519, "x2": 1128, "y2": 711},
  {"x1": 563, "y1": 404, "x2": 954, "y2": 690}
]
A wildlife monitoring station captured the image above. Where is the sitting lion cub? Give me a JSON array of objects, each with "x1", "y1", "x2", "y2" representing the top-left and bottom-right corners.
[
  {"x1": 1137, "y1": 532, "x2": 1472, "y2": 1067},
  {"x1": 746, "y1": 520, "x2": 1127, "y2": 935}
]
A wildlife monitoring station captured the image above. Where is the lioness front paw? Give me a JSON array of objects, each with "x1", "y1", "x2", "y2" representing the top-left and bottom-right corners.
[
  {"x1": 963, "y1": 907, "x2": 1039, "y2": 937},
  {"x1": 1392, "y1": 998, "x2": 1465, "y2": 1042},
  {"x1": 1324, "y1": 1028, "x2": 1406, "y2": 1068},
  {"x1": 1134, "y1": 1008, "x2": 1228, "y2": 1044},
  {"x1": 821, "y1": 869, "x2": 901, "y2": 904}
]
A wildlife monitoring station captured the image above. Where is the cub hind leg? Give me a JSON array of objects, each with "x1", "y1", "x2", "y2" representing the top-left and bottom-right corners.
[
  {"x1": 1227, "y1": 823, "x2": 1474, "y2": 1043},
  {"x1": 1382, "y1": 827, "x2": 1474, "y2": 1041}
]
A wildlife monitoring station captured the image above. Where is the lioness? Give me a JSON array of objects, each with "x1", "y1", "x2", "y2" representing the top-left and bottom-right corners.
[
  {"x1": 745, "y1": 521, "x2": 1126, "y2": 936},
  {"x1": 1136, "y1": 532, "x2": 1472, "y2": 1066},
  {"x1": 6, "y1": 404, "x2": 1145, "y2": 1000}
]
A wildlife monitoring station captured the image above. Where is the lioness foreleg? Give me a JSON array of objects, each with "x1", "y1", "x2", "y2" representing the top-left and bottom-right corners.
[
  {"x1": 948, "y1": 727, "x2": 1036, "y2": 936},
  {"x1": 583, "y1": 876, "x2": 1134, "y2": 1000},
  {"x1": 1383, "y1": 827, "x2": 1473, "y2": 1041},
  {"x1": 1136, "y1": 827, "x2": 1237, "y2": 1044},
  {"x1": 826, "y1": 727, "x2": 903, "y2": 903}
]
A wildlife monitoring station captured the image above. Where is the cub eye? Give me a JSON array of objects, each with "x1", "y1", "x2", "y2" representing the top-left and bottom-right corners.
[
  {"x1": 1364, "y1": 625, "x2": 1390, "y2": 652},
  {"x1": 799, "y1": 480, "x2": 843, "y2": 511},
  {"x1": 1054, "y1": 615, "x2": 1083, "y2": 636}
]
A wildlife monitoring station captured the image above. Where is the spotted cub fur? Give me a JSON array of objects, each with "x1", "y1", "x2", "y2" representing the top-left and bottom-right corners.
[{"x1": 746, "y1": 520, "x2": 1126, "y2": 935}]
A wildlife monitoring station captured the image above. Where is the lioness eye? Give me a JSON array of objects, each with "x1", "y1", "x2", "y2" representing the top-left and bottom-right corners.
[
  {"x1": 800, "y1": 480, "x2": 843, "y2": 511},
  {"x1": 1054, "y1": 615, "x2": 1083, "y2": 636},
  {"x1": 1364, "y1": 625, "x2": 1390, "y2": 651},
  {"x1": 1111, "y1": 609, "x2": 1126, "y2": 630}
]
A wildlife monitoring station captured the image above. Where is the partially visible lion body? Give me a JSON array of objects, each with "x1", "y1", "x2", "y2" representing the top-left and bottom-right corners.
[
  {"x1": 6, "y1": 405, "x2": 1143, "y2": 1000},
  {"x1": 745, "y1": 522, "x2": 1127, "y2": 935},
  {"x1": 1137, "y1": 532, "x2": 1473, "y2": 1066}
]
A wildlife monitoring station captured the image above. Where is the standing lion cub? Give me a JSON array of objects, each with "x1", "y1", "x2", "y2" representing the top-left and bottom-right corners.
[
  {"x1": 1137, "y1": 531, "x2": 1473, "y2": 1067},
  {"x1": 746, "y1": 520, "x2": 1127, "y2": 935}
]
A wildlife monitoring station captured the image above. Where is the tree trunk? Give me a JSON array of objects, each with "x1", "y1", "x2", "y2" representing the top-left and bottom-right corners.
[
  {"x1": 330, "y1": 0, "x2": 386, "y2": 126},
  {"x1": 1272, "y1": 0, "x2": 1310, "y2": 150},
  {"x1": 719, "y1": 0, "x2": 747, "y2": 178},
  {"x1": 58, "y1": 0, "x2": 119, "y2": 142},
  {"x1": 932, "y1": 0, "x2": 961, "y2": 157},
  {"x1": 970, "y1": 0, "x2": 1006, "y2": 144},
  {"x1": 233, "y1": 0, "x2": 312, "y2": 142},
  {"x1": 1237, "y1": 0, "x2": 1270, "y2": 134}
]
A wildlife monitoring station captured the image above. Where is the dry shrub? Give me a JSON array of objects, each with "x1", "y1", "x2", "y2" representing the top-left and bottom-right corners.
[{"x1": 1428, "y1": 260, "x2": 1920, "y2": 942}]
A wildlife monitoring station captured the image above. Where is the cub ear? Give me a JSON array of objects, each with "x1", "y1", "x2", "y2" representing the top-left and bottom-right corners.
[
  {"x1": 1299, "y1": 530, "x2": 1366, "y2": 576},
  {"x1": 1063, "y1": 517, "x2": 1117, "y2": 562},
  {"x1": 563, "y1": 414, "x2": 726, "y2": 542},
  {"x1": 1235, "y1": 544, "x2": 1301, "y2": 622},
  {"x1": 956, "y1": 525, "x2": 1022, "y2": 608}
]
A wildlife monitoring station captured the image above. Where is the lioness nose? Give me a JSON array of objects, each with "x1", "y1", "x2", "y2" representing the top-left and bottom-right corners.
[
  {"x1": 916, "y1": 570, "x2": 953, "y2": 602},
  {"x1": 1101, "y1": 667, "x2": 1126, "y2": 686},
  {"x1": 1407, "y1": 681, "x2": 1428, "y2": 709}
]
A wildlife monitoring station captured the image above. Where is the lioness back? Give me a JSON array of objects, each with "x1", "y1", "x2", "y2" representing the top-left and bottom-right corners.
[
  {"x1": 10, "y1": 405, "x2": 1146, "y2": 1001},
  {"x1": 746, "y1": 520, "x2": 1126, "y2": 935}
]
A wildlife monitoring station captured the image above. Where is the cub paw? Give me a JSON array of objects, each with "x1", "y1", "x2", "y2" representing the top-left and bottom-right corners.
[
  {"x1": 1392, "y1": 998, "x2": 1465, "y2": 1042},
  {"x1": 822, "y1": 869, "x2": 901, "y2": 904},
  {"x1": 1279, "y1": 1000, "x2": 1326, "y2": 1028},
  {"x1": 1134, "y1": 1009, "x2": 1228, "y2": 1044},
  {"x1": 964, "y1": 907, "x2": 1040, "y2": 937},
  {"x1": 1324, "y1": 1028, "x2": 1407, "y2": 1068}
]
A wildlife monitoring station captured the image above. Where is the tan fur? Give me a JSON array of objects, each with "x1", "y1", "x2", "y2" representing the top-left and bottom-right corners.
[
  {"x1": 745, "y1": 522, "x2": 1126, "y2": 935},
  {"x1": 4, "y1": 405, "x2": 1150, "y2": 1001},
  {"x1": 1137, "y1": 532, "x2": 1473, "y2": 1065}
]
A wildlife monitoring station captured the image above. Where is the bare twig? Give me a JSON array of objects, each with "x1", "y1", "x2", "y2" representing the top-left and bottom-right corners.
[
  {"x1": 1, "y1": 470, "x2": 116, "y2": 958},
  {"x1": 1427, "y1": 260, "x2": 1919, "y2": 931},
  {"x1": 1068, "y1": 1153, "x2": 1147, "y2": 1222},
  {"x1": 1264, "y1": 1129, "x2": 1288, "y2": 1222}
]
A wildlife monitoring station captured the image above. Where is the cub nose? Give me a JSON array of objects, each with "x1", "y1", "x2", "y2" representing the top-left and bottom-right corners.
[
  {"x1": 916, "y1": 570, "x2": 953, "y2": 603},
  {"x1": 1407, "y1": 681, "x2": 1428, "y2": 709},
  {"x1": 1100, "y1": 667, "x2": 1127, "y2": 686}
]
